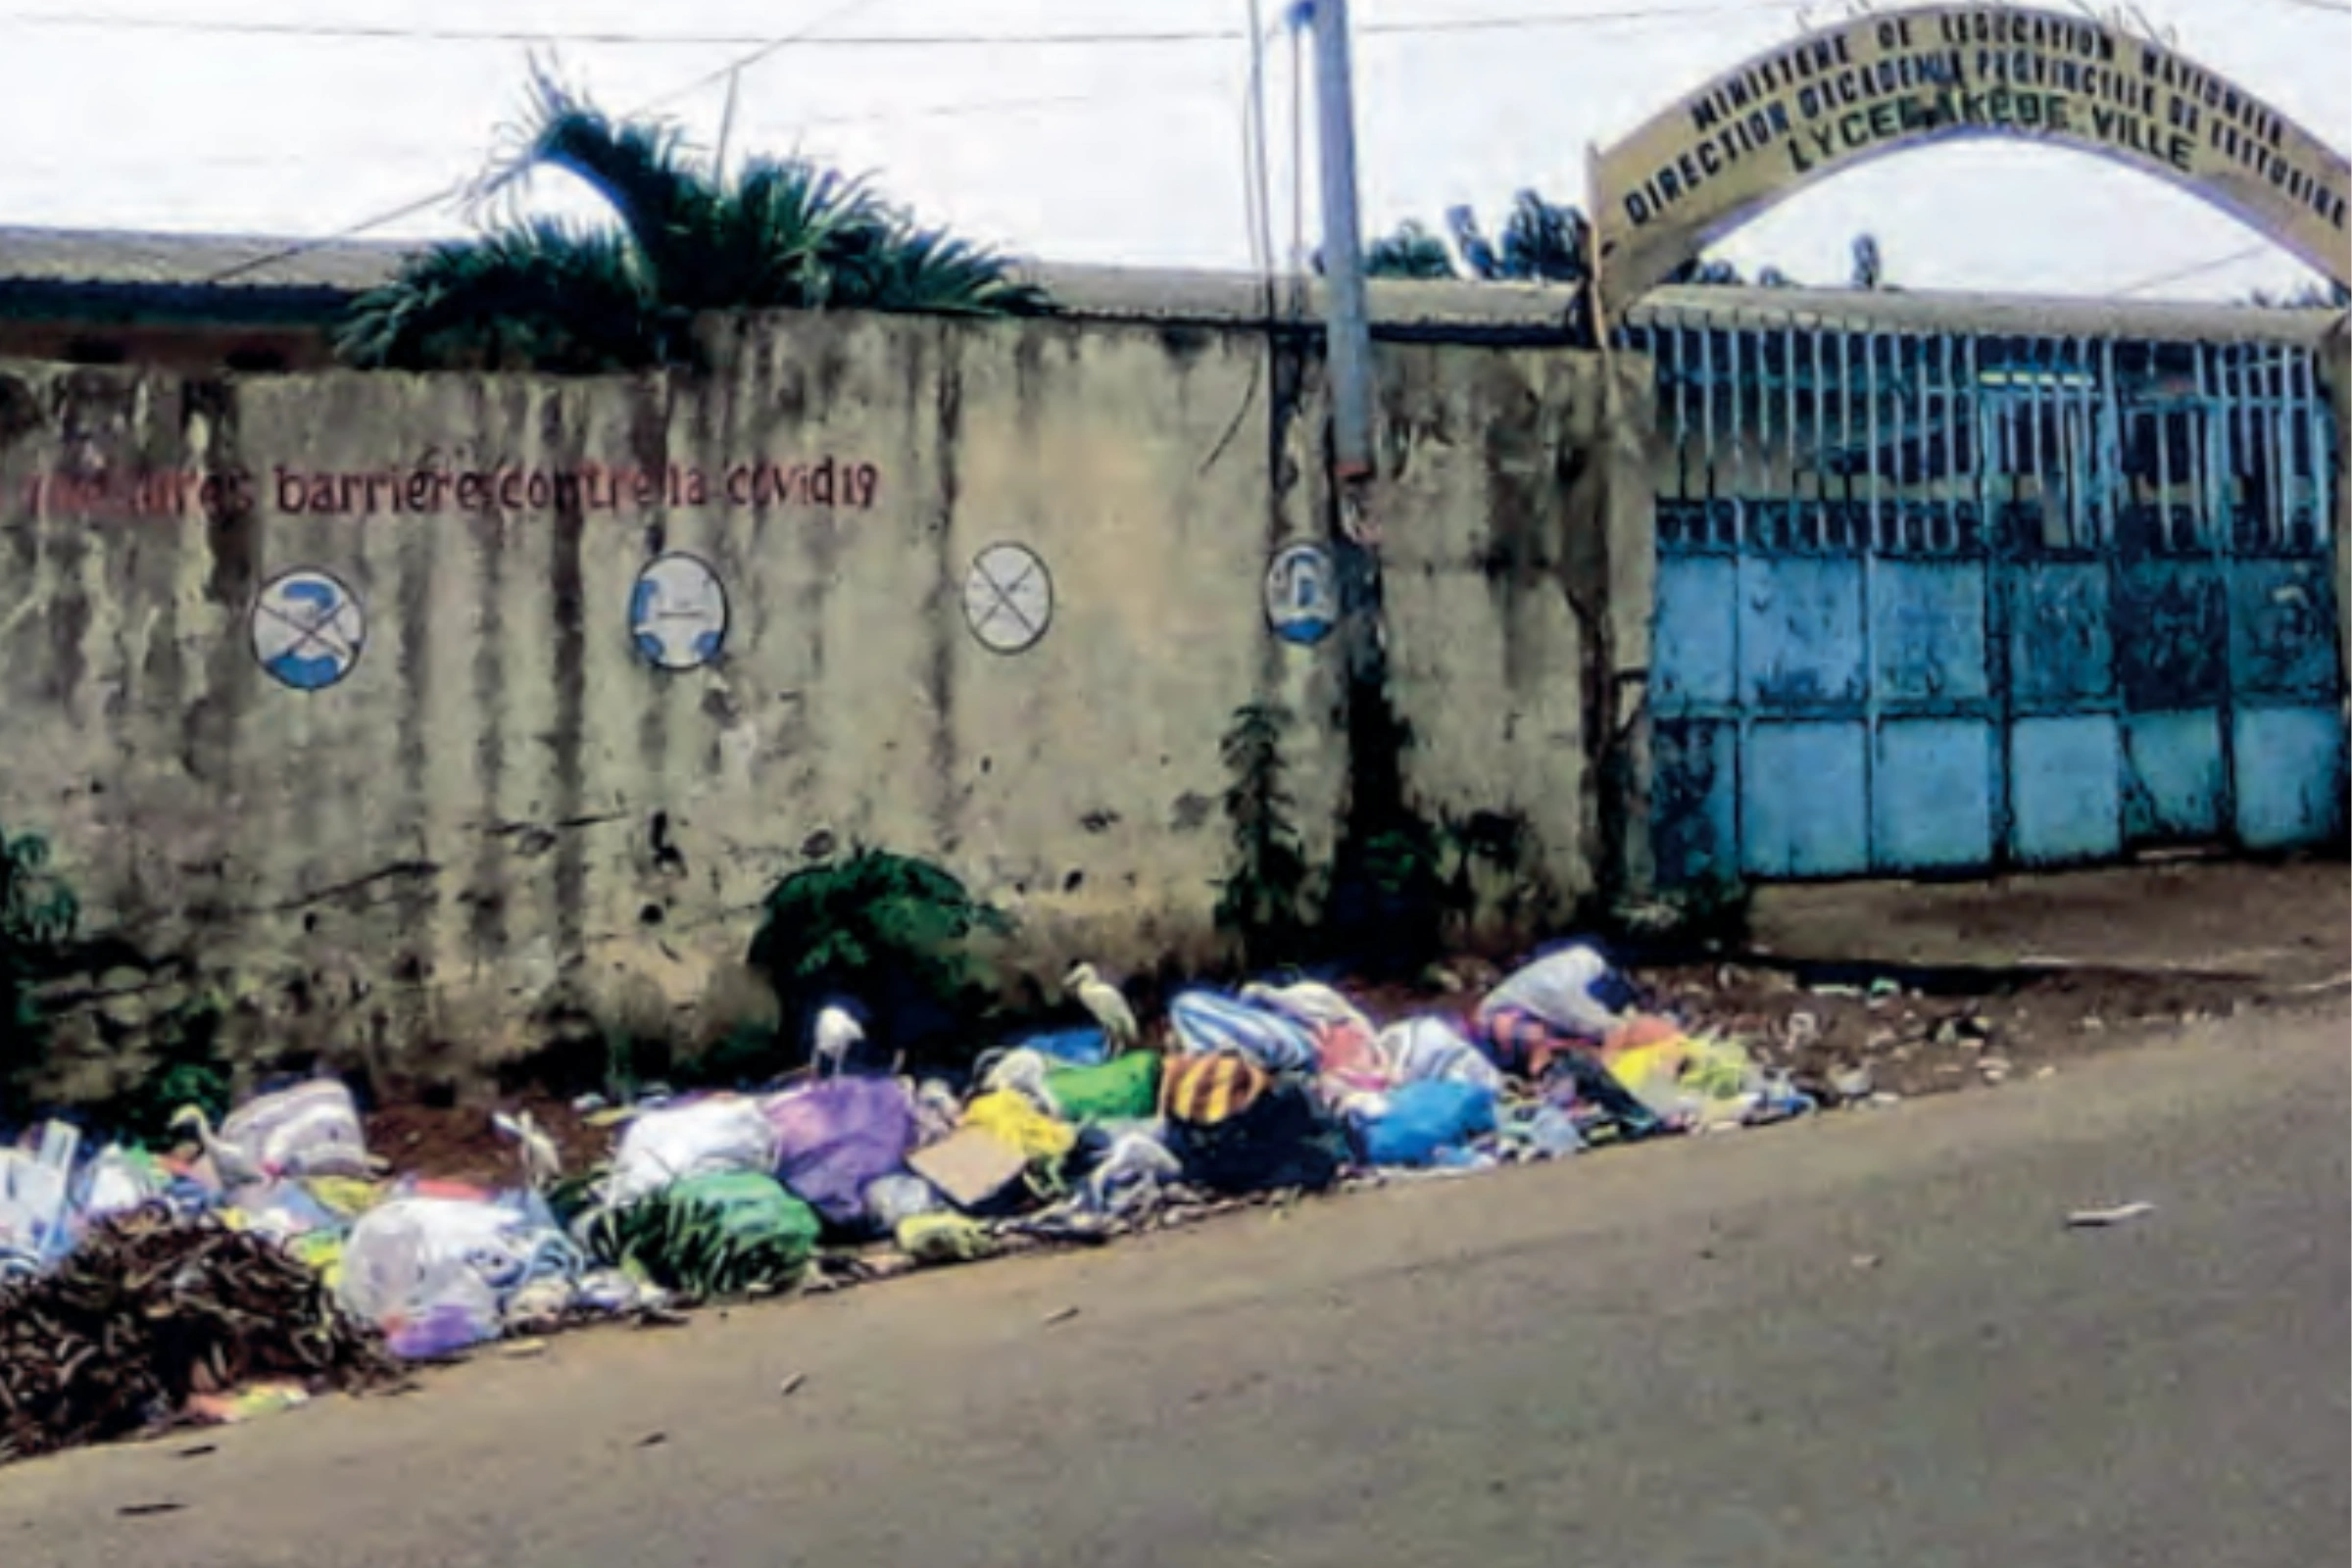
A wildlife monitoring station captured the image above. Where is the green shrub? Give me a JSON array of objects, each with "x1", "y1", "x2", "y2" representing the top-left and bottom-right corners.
[
  {"x1": 0, "y1": 825, "x2": 78, "y2": 1121},
  {"x1": 1212, "y1": 704, "x2": 1318, "y2": 972},
  {"x1": 745, "y1": 846, "x2": 1009, "y2": 1076}
]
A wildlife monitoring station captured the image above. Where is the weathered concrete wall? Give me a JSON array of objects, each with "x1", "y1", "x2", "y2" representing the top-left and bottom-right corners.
[
  {"x1": 2327, "y1": 314, "x2": 2352, "y2": 718},
  {"x1": 0, "y1": 313, "x2": 1636, "y2": 1093},
  {"x1": 1371, "y1": 342, "x2": 1653, "y2": 918}
]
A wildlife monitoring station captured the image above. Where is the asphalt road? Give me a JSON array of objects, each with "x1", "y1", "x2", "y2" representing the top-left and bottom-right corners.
[{"x1": 6, "y1": 1004, "x2": 2346, "y2": 1568}]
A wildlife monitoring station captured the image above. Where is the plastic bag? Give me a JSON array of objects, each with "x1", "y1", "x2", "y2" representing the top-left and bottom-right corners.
[
  {"x1": 1606, "y1": 1027, "x2": 1780, "y2": 1130},
  {"x1": 337, "y1": 1197, "x2": 582, "y2": 1358},
  {"x1": 1381, "y1": 1017, "x2": 1506, "y2": 1093},
  {"x1": 76, "y1": 1145, "x2": 164, "y2": 1223},
  {"x1": 1238, "y1": 981, "x2": 1375, "y2": 1038},
  {"x1": 1081, "y1": 1127, "x2": 1183, "y2": 1218},
  {"x1": 961, "y1": 1090, "x2": 1078, "y2": 1164},
  {"x1": 863, "y1": 1172, "x2": 944, "y2": 1230},
  {"x1": 1169, "y1": 990, "x2": 1318, "y2": 1074},
  {"x1": 1168, "y1": 1082, "x2": 1347, "y2": 1195},
  {"x1": 1045, "y1": 1054, "x2": 1161, "y2": 1123},
  {"x1": 1310, "y1": 1019, "x2": 1394, "y2": 1098},
  {"x1": 1352, "y1": 1080, "x2": 1498, "y2": 1168},
  {"x1": 761, "y1": 1077, "x2": 916, "y2": 1227},
  {"x1": 215, "y1": 1080, "x2": 373, "y2": 1181},
  {"x1": 0, "y1": 1149, "x2": 73, "y2": 1277},
  {"x1": 607, "y1": 1095, "x2": 779, "y2": 1207},
  {"x1": 1477, "y1": 945, "x2": 1637, "y2": 1042},
  {"x1": 1014, "y1": 1026, "x2": 1111, "y2": 1066},
  {"x1": 1159, "y1": 1053, "x2": 1274, "y2": 1127}
]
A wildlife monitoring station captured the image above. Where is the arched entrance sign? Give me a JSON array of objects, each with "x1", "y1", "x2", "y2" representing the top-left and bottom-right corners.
[{"x1": 1589, "y1": 4, "x2": 2351, "y2": 319}]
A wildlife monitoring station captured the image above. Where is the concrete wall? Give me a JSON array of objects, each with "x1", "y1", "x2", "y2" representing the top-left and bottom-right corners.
[{"x1": 0, "y1": 313, "x2": 1639, "y2": 1096}]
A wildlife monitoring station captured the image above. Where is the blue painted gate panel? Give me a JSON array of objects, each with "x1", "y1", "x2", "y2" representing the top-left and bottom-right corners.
[
  {"x1": 2010, "y1": 716, "x2": 2126, "y2": 864},
  {"x1": 1651, "y1": 557, "x2": 1739, "y2": 710},
  {"x1": 1742, "y1": 722, "x2": 1869, "y2": 877},
  {"x1": 2123, "y1": 712, "x2": 2226, "y2": 842},
  {"x1": 1642, "y1": 327, "x2": 2343, "y2": 885},
  {"x1": 1739, "y1": 558, "x2": 1865, "y2": 708},
  {"x1": 2234, "y1": 707, "x2": 2350, "y2": 849},
  {"x1": 1874, "y1": 720, "x2": 1995, "y2": 869},
  {"x1": 1874, "y1": 562, "x2": 1989, "y2": 705}
]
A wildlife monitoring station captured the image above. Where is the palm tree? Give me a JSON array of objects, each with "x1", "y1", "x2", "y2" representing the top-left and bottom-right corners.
[
  {"x1": 1364, "y1": 220, "x2": 1457, "y2": 280},
  {"x1": 337, "y1": 73, "x2": 1047, "y2": 373}
]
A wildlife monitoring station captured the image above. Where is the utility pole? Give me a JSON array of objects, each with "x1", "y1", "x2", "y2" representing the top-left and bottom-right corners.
[{"x1": 1309, "y1": 0, "x2": 1376, "y2": 494}]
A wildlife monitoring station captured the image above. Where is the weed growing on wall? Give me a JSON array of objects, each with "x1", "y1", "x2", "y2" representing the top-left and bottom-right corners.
[
  {"x1": 1212, "y1": 703, "x2": 1319, "y2": 972},
  {"x1": 746, "y1": 847, "x2": 1010, "y2": 1077},
  {"x1": 0, "y1": 825, "x2": 78, "y2": 1123}
]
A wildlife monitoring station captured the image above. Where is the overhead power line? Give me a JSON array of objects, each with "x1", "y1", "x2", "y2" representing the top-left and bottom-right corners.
[
  {"x1": 195, "y1": 0, "x2": 889, "y2": 285},
  {"x1": 0, "y1": 5, "x2": 1746, "y2": 46},
  {"x1": 2115, "y1": 244, "x2": 2272, "y2": 296}
]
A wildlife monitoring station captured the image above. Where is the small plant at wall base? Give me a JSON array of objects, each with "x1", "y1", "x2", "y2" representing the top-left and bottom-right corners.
[
  {"x1": 1212, "y1": 703, "x2": 1319, "y2": 973},
  {"x1": 746, "y1": 847, "x2": 1010, "y2": 1078},
  {"x1": 0, "y1": 825, "x2": 79, "y2": 1123}
]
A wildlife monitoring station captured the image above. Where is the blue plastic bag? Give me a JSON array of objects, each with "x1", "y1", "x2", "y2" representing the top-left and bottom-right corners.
[
  {"x1": 1354, "y1": 1080, "x2": 1498, "y2": 1168},
  {"x1": 1017, "y1": 1026, "x2": 1112, "y2": 1066}
]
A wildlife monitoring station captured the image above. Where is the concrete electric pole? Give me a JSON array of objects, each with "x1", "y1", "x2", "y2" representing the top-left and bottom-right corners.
[{"x1": 1309, "y1": 0, "x2": 1376, "y2": 494}]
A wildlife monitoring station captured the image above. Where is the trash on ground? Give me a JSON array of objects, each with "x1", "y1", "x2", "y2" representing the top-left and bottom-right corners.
[
  {"x1": 2065, "y1": 1201, "x2": 2157, "y2": 1228},
  {"x1": 0, "y1": 923, "x2": 1983, "y2": 1469}
]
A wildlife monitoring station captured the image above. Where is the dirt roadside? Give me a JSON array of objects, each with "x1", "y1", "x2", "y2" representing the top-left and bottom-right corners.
[{"x1": 365, "y1": 856, "x2": 2350, "y2": 1186}]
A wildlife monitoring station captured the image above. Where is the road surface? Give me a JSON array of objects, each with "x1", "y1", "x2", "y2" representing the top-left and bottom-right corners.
[{"x1": 5, "y1": 1004, "x2": 2346, "y2": 1567}]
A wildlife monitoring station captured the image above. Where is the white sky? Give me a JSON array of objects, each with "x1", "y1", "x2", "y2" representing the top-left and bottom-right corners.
[{"x1": 1, "y1": 0, "x2": 2346, "y2": 299}]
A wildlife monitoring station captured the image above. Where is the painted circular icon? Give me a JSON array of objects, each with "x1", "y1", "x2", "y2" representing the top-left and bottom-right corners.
[
  {"x1": 251, "y1": 568, "x2": 365, "y2": 691},
  {"x1": 631, "y1": 553, "x2": 729, "y2": 671},
  {"x1": 1264, "y1": 542, "x2": 1339, "y2": 647},
  {"x1": 962, "y1": 543, "x2": 1054, "y2": 656}
]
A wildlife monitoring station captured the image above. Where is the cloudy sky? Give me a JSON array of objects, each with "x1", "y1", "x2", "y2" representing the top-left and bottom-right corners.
[{"x1": 1, "y1": 0, "x2": 2345, "y2": 299}]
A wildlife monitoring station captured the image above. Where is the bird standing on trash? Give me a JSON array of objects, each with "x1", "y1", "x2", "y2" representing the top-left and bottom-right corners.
[
  {"x1": 491, "y1": 1109, "x2": 563, "y2": 1192},
  {"x1": 1064, "y1": 963, "x2": 1140, "y2": 1051},
  {"x1": 812, "y1": 1005, "x2": 865, "y2": 1078},
  {"x1": 168, "y1": 1105, "x2": 267, "y2": 1189}
]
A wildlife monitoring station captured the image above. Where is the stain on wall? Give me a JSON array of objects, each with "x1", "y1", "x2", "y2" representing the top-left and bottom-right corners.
[{"x1": 0, "y1": 311, "x2": 1641, "y2": 1079}]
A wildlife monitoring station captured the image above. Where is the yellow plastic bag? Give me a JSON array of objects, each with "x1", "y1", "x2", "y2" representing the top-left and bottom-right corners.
[
  {"x1": 960, "y1": 1091, "x2": 1078, "y2": 1164},
  {"x1": 896, "y1": 1212, "x2": 999, "y2": 1265},
  {"x1": 1607, "y1": 1033, "x2": 1759, "y2": 1126}
]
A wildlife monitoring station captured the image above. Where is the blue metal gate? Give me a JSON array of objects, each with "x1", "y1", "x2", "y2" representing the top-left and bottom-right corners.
[{"x1": 1629, "y1": 314, "x2": 2347, "y2": 886}]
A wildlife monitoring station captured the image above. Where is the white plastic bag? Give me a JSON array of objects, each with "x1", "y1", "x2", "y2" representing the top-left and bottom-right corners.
[
  {"x1": 606, "y1": 1095, "x2": 780, "y2": 1207},
  {"x1": 77, "y1": 1146, "x2": 161, "y2": 1222},
  {"x1": 216, "y1": 1080, "x2": 372, "y2": 1180},
  {"x1": 1380, "y1": 1017, "x2": 1506, "y2": 1094},
  {"x1": 1476, "y1": 946, "x2": 1632, "y2": 1040},
  {"x1": 337, "y1": 1197, "x2": 580, "y2": 1357},
  {"x1": 0, "y1": 1150, "x2": 72, "y2": 1277}
]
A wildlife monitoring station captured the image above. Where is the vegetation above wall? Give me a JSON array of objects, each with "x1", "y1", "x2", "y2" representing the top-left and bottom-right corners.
[
  {"x1": 1355, "y1": 188, "x2": 1896, "y2": 343},
  {"x1": 336, "y1": 72, "x2": 1048, "y2": 375}
]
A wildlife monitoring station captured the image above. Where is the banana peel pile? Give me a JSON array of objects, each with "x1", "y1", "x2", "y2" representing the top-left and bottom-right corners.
[{"x1": 0, "y1": 1204, "x2": 398, "y2": 1464}]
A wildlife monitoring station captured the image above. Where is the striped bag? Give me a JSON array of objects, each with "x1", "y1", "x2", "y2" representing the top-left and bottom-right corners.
[
  {"x1": 1158, "y1": 1052, "x2": 1274, "y2": 1127},
  {"x1": 1168, "y1": 990, "x2": 1318, "y2": 1074}
]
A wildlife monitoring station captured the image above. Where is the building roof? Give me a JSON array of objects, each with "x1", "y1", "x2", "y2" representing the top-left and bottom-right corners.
[
  {"x1": 1623, "y1": 282, "x2": 2346, "y2": 349},
  {"x1": 0, "y1": 223, "x2": 2337, "y2": 346}
]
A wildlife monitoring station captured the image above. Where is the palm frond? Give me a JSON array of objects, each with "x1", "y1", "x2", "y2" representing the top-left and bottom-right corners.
[
  {"x1": 335, "y1": 220, "x2": 683, "y2": 373},
  {"x1": 495, "y1": 70, "x2": 720, "y2": 303}
]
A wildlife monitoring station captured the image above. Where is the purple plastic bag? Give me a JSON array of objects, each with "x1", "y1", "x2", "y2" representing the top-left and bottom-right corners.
[{"x1": 761, "y1": 1077, "x2": 917, "y2": 1227}]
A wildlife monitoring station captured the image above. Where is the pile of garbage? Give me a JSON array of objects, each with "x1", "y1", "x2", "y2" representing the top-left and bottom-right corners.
[{"x1": 0, "y1": 944, "x2": 1812, "y2": 1460}]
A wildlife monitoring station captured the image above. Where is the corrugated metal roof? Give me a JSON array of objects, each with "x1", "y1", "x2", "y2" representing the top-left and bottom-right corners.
[
  {"x1": 0, "y1": 224, "x2": 412, "y2": 293},
  {"x1": 0, "y1": 224, "x2": 2337, "y2": 345},
  {"x1": 1624, "y1": 283, "x2": 2347, "y2": 348}
]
